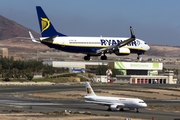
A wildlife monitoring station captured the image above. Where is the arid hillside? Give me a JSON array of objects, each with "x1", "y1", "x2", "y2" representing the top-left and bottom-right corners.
[
  {"x1": 146, "y1": 44, "x2": 180, "y2": 57},
  {"x1": 0, "y1": 38, "x2": 49, "y2": 53},
  {"x1": 0, "y1": 15, "x2": 39, "y2": 40}
]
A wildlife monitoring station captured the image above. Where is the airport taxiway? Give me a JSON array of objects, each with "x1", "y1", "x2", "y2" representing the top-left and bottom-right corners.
[
  {"x1": 0, "y1": 83, "x2": 180, "y2": 93},
  {"x1": 0, "y1": 84, "x2": 179, "y2": 120}
]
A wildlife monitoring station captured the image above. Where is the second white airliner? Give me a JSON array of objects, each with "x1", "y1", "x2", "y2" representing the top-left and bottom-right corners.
[
  {"x1": 84, "y1": 82, "x2": 147, "y2": 112},
  {"x1": 29, "y1": 6, "x2": 150, "y2": 61}
]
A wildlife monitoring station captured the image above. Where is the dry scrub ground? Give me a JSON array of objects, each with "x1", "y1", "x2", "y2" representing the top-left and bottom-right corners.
[
  {"x1": 28, "y1": 87, "x2": 180, "y2": 100},
  {"x1": 0, "y1": 113, "x2": 146, "y2": 120}
]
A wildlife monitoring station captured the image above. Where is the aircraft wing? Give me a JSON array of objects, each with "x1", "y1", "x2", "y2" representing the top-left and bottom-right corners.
[
  {"x1": 96, "y1": 26, "x2": 136, "y2": 54},
  {"x1": 85, "y1": 100, "x2": 125, "y2": 106}
]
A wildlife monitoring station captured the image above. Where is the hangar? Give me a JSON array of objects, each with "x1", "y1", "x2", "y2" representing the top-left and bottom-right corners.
[
  {"x1": 43, "y1": 61, "x2": 108, "y2": 73},
  {"x1": 43, "y1": 61, "x2": 107, "y2": 68}
]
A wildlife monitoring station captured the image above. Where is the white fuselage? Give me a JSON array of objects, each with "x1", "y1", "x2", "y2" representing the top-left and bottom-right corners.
[{"x1": 84, "y1": 95, "x2": 147, "y2": 108}]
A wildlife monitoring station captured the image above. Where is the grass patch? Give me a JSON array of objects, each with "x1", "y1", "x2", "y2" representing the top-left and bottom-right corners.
[
  {"x1": 32, "y1": 78, "x2": 53, "y2": 82},
  {"x1": 51, "y1": 73, "x2": 78, "y2": 78},
  {"x1": 102, "y1": 88, "x2": 159, "y2": 94},
  {"x1": 143, "y1": 87, "x2": 180, "y2": 92},
  {"x1": 29, "y1": 106, "x2": 32, "y2": 109},
  {"x1": 163, "y1": 94, "x2": 180, "y2": 97}
]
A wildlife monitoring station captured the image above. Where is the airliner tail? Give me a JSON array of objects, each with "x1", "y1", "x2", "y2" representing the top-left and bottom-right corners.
[
  {"x1": 85, "y1": 82, "x2": 96, "y2": 96},
  {"x1": 36, "y1": 6, "x2": 66, "y2": 37}
]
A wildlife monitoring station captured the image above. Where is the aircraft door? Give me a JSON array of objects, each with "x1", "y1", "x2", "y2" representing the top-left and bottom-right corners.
[{"x1": 62, "y1": 39, "x2": 65, "y2": 47}]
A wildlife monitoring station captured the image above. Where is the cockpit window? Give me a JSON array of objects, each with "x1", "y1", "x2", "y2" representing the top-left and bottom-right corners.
[
  {"x1": 144, "y1": 42, "x2": 147, "y2": 44},
  {"x1": 139, "y1": 101, "x2": 145, "y2": 103}
]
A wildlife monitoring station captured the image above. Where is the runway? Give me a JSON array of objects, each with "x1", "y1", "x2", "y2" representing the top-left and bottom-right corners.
[
  {"x1": 0, "y1": 84, "x2": 179, "y2": 120},
  {"x1": 0, "y1": 83, "x2": 180, "y2": 93}
]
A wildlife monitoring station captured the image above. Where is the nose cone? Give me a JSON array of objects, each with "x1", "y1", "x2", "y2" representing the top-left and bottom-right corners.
[
  {"x1": 146, "y1": 45, "x2": 150, "y2": 50},
  {"x1": 143, "y1": 103, "x2": 147, "y2": 107}
]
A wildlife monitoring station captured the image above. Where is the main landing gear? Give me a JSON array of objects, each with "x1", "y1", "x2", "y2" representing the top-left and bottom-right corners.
[
  {"x1": 84, "y1": 55, "x2": 90, "y2": 61},
  {"x1": 120, "y1": 108, "x2": 124, "y2": 111},
  {"x1": 107, "y1": 107, "x2": 111, "y2": 111},
  {"x1": 100, "y1": 55, "x2": 107, "y2": 60},
  {"x1": 136, "y1": 108, "x2": 139, "y2": 113},
  {"x1": 107, "y1": 107, "x2": 124, "y2": 111},
  {"x1": 83, "y1": 54, "x2": 107, "y2": 61}
]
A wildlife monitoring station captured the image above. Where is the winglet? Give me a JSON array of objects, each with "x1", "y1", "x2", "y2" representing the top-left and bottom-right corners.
[
  {"x1": 85, "y1": 82, "x2": 96, "y2": 96},
  {"x1": 130, "y1": 26, "x2": 136, "y2": 38},
  {"x1": 29, "y1": 31, "x2": 41, "y2": 43}
]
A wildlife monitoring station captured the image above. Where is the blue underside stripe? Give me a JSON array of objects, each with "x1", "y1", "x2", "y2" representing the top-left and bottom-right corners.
[{"x1": 42, "y1": 43, "x2": 146, "y2": 54}]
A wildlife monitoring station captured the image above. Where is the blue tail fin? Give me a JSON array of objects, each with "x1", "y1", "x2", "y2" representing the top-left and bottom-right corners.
[{"x1": 36, "y1": 6, "x2": 66, "y2": 37}]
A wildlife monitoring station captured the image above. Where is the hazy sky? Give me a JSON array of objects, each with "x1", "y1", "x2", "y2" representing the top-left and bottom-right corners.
[{"x1": 0, "y1": 0, "x2": 180, "y2": 46}]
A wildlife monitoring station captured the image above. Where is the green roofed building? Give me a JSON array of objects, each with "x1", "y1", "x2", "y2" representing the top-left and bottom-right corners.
[
  {"x1": 108, "y1": 62, "x2": 177, "y2": 84},
  {"x1": 108, "y1": 61, "x2": 163, "y2": 76}
]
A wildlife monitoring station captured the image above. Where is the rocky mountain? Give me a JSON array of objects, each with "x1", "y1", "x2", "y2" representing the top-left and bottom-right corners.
[
  {"x1": 0, "y1": 15, "x2": 40, "y2": 40},
  {"x1": 0, "y1": 14, "x2": 49, "y2": 54}
]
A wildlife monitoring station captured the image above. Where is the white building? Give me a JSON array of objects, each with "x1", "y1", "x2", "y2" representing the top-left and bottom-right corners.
[{"x1": 116, "y1": 71, "x2": 177, "y2": 84}]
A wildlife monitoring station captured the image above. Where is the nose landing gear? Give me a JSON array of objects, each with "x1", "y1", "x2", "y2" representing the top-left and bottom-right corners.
[
  {"x1": 137, "y1": 53, "x2": 142, "y2": 60},
  {"x1": 137, "y1": 55, "x2": 140, "y2": 60}
]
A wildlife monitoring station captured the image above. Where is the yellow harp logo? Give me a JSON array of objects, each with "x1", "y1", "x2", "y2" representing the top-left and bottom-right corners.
[
  {"x1": 87, "y1": 88, "x2": 92, "y2": 94},
  {"x1": 41, "y1": 17, "x2": 50, "y2": 32}
]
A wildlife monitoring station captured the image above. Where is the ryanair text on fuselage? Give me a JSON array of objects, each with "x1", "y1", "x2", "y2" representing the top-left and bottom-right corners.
[{"x1": 100, "y1": 39, "x2": 140, "y2": 46}]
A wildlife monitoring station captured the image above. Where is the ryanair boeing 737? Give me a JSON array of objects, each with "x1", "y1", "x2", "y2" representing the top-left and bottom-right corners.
[{"x1": 29, "y1": 6, "x2": 150, "y2": 61}]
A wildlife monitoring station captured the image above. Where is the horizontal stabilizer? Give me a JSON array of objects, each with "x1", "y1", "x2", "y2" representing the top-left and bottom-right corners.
[
  {"x1": 29, "y1": 31, "x2": 41, "y2": 43},
  {"x1": 41, "y1": 35, "x2": 58, "y2": 43}
]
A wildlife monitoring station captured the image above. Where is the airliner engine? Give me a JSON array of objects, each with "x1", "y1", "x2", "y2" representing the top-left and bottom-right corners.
[
  {"x1": 110, "y1": 104, "x2": 121, "y2": 111},
  {"x1": 115, "y1": 47, "x2": 130, "y2": 56}
]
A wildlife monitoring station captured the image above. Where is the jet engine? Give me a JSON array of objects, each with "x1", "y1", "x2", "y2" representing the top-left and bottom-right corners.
[
  {"x1": 115, "y1": 47, "x2": 130, "y2": 56},
  {"x1": 110, "y1": 104, "x2": 121, "y2": 111}
]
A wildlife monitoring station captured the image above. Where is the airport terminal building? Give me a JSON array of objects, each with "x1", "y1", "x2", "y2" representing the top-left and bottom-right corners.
[
  {"x1": 107, "y1": 62, "x2": 177, "y2": 84},
  {"x1": 91, "y1": 61, "x2": 177, "y2": 84}
]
